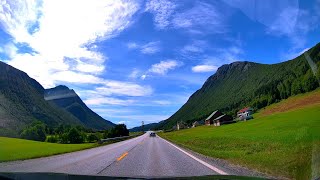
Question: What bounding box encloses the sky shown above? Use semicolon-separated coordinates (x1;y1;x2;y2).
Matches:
0;0;320;128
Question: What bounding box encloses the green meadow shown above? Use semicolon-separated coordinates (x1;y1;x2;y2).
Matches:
0;137;95;162
159;91;320;179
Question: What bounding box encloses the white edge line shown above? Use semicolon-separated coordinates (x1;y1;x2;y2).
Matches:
160;137;228;175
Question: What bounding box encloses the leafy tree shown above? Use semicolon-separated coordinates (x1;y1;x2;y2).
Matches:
67;127;84;144
87;134;99;142
20;121;46;141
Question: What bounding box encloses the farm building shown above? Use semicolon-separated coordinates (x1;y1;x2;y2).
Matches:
176;121;188;130
213;114;234;126
237;107;253;120
205;110;224;125
192;121;200;128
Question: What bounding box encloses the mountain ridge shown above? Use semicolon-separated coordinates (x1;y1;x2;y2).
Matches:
159;43;320;129
0;61;114;137
44;86;115;130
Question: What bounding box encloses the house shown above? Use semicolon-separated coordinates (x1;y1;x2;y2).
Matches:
177;121;187;130
205;110;224;125
213;114;234;126
237;107;253;120
192;121;200;128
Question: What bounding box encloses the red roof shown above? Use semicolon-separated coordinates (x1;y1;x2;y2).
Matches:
238;107;251;113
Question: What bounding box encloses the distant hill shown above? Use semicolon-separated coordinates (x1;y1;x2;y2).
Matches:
45;85;115;130
0;62;82;137
129;123;158;132
159;43;320;129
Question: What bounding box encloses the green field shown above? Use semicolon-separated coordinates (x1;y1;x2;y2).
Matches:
159;92;320;179
0;137;96;162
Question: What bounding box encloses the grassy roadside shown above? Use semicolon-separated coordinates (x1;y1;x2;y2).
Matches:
0;137;96;162
159;92;320;179
0;132;145;162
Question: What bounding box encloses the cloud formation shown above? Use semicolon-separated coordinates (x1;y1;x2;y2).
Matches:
0;0;140;87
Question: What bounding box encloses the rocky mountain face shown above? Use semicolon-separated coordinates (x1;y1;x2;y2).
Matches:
45;85;115;130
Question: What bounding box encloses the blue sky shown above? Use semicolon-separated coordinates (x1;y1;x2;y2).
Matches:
0;0;320;128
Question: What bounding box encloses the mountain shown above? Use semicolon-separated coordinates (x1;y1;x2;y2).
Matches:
129;123;158;132
0;62;82;137
44;85;115;130
160;43;320;129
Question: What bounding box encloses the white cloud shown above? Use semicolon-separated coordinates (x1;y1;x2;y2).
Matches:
148;60;182;75
127;41;161;54
181;40;207;54
75;62;105;74
171;2;226;33
1;43;18;58
192;65;218;73
152;100;171;105
127;42;138;49
128;68;140;79
140;74;147;80
51;71;104;84
96;81;153;97
191;45;244;74
0;0;141;87
140;41;161;54
84;97;135;106
145;0;176;29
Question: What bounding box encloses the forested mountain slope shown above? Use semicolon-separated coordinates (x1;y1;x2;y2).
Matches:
160;43;320;129
0;62;82;137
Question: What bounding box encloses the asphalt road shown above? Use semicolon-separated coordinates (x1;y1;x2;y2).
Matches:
0;132;263;178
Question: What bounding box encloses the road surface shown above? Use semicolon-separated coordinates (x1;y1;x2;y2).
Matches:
0;132;263;178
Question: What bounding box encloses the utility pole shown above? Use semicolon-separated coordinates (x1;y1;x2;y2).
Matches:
142;121;144;133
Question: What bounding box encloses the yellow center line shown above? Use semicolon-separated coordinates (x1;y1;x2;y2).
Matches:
116;152;128;161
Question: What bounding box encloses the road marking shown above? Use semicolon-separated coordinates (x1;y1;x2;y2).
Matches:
160;137;228;175
117;152;128;161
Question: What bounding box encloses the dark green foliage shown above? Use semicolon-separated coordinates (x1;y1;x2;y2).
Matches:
103;124;129;138
44;85;115;130
20;121;47;142
67;128;84;144
87;134;99;142
159;43;320;129
46;135;58;143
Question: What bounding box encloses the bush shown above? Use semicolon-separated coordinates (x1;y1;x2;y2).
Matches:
59;133;69;144
46;135;58;143
67;128;84;144
87;134;99;143
20;121;46;142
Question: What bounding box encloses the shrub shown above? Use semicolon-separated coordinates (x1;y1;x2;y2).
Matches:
46;135;58;143
20;121;46;142
87;134;99;143
67;128;84;144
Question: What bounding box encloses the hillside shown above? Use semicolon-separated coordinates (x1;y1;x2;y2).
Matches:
45;85;114;130
160;43;320;129
0;62;84;137
129;123;158;132
159;89;320;179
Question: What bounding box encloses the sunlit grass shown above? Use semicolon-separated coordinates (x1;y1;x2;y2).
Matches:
0;137;96;162
159;92;320;179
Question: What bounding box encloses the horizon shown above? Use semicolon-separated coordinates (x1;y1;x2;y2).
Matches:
1;0;320;128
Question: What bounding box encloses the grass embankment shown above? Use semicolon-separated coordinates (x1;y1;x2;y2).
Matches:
0;137;96;162
159;90;320;179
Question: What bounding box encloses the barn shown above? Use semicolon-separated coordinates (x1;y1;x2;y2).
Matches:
213;114;234;126
205;110;223;125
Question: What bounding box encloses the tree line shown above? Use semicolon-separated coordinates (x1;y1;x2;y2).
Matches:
20;121;129;144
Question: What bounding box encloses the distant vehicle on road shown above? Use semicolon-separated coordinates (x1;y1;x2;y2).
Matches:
149;132;156;137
